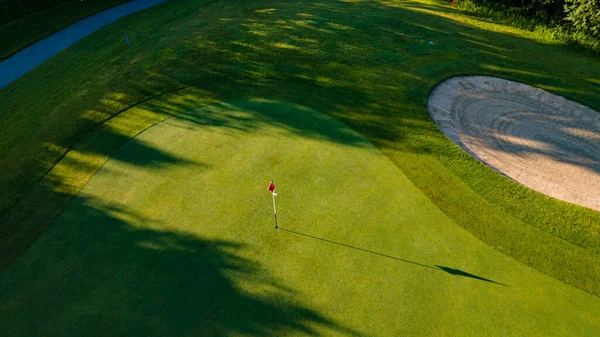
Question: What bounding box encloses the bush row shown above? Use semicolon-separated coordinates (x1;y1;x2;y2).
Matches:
446;0;600;52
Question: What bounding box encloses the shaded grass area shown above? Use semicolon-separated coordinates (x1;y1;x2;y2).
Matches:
0;0;128;60
0;0;599;296
1;198;365;336
1;99;598;336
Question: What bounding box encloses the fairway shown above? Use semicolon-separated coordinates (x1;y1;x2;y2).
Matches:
1;99;598;336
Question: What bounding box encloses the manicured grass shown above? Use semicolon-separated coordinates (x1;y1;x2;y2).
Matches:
0;0;128;60
0;0;600;328
1;98;599;336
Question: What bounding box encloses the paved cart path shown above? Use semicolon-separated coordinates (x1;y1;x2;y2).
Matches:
0;0;166;90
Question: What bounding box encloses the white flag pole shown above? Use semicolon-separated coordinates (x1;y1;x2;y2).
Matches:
272;191;278;229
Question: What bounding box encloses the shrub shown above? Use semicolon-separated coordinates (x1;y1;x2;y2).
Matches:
565;0;600;39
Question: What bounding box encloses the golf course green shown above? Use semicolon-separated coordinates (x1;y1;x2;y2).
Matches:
1;0;600;335
1;98;599;336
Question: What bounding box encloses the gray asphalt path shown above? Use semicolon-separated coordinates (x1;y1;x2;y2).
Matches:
0;0;166;90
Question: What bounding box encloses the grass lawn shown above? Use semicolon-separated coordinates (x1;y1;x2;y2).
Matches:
1;98;599;336
1;0;600;333
0;0;128;60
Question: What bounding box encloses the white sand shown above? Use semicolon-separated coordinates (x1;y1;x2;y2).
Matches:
428;76;600;212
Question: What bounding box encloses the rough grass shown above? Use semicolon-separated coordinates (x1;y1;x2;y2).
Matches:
1;98;599;336
0;0;128;60
0;0;599;304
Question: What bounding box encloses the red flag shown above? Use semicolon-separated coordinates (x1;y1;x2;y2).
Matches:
268;180;275;193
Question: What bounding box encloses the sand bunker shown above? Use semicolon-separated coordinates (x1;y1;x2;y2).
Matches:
428;76;600;211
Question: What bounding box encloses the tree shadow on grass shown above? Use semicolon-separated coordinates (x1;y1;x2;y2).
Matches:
0;195;366;337
0;131;204;270
5;0;599;225
1;0;599;305
152;95;372;148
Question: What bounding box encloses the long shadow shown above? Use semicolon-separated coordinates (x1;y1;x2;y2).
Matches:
0;128;204;270
279;227;507;286
278;227;437;270
436;265;508;286
0;196;365;337
160;94;371;147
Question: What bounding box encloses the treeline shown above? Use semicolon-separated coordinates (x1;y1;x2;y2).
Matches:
0;0;116;24
446;0;600;52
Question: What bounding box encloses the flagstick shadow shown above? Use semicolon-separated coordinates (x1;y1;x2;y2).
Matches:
278;227;508;287
278;227;436;270
435;265;508;286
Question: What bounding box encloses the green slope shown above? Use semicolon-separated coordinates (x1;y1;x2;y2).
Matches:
1;99;598;336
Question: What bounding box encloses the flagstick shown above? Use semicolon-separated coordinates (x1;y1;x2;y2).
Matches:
272;192;278;229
